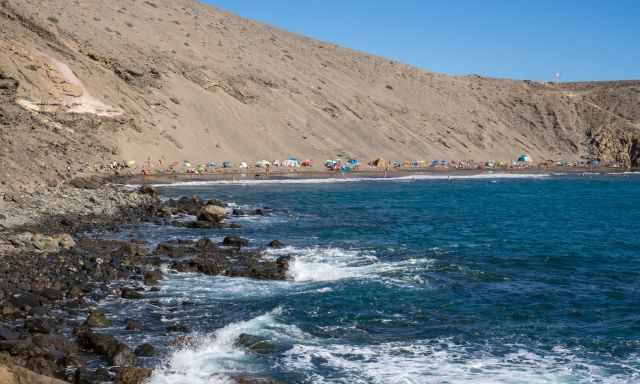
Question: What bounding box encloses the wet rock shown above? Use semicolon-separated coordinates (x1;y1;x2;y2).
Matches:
232;208;247;216
125;319;142;331
267;240;285;249
166;335;195;348
24;318;58;334
121;288;144;300
10;292;43;310
134;343;155;357
166;323;191;333
234;334;274;355
138;185;158;197
143;270;162;285
197;204;226;223
74;367;111;384
223;236;249;248
0;326;19;341
114;367;152;384
85;310;112;328
38;288;63;301
79;331;137;367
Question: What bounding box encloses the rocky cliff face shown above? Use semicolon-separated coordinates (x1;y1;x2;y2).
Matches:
0;0;638;191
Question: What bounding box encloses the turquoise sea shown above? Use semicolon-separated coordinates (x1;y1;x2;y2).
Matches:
104;173;640;383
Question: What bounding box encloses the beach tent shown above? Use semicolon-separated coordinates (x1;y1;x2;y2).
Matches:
239;162;248;169
126;160;136;167
517;154;531;163
430;160;439;167
255;160;271;168
272;160;281;167
324;160;337;169
369;158;386;167
223;161;233;168
392;160;402;168
283;159;300;168
301;159;312;167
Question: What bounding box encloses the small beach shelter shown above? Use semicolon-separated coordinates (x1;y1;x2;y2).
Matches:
517;154;531;163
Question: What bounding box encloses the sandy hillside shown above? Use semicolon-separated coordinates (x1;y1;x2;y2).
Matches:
0;0;639;190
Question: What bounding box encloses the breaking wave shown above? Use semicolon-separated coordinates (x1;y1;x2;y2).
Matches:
139;173;550;188
281;340;640;384
264;246;432;285
147;307;307;384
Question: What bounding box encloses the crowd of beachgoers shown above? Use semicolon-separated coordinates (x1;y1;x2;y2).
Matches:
96;155;626;176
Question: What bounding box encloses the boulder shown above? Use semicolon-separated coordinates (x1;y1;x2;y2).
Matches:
267;240;285;249
143;270;162;285
85;310;112;328
10;292;43;310
125;319;142;331
0;327;19;341
234;334;274;354
114;367;152;384
138;185;158;197
54;234;76;250
134;343;156;357
24;318;58;334
31;234;59;253
166;323;191;333
79;331;137;367
121;288;144;300
223;236;249;248
0;363;68;384
197;204;226;223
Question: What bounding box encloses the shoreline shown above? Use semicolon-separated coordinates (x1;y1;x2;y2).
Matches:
117;166;637;187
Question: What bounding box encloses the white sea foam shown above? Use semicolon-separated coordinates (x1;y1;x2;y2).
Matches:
281;339;639;384
135;173;550;188
264;246;432;284
147;307;308;384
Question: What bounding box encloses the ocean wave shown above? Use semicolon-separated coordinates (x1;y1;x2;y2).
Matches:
147;307;307;384
137;173;551;188
264;246;432;284
281;339;639;384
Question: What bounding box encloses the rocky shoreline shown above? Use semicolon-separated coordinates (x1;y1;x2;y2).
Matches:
0;180;288;384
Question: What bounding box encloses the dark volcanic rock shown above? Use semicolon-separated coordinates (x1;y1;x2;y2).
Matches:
10;292;43;310
143;270;163;285
24;317;59;334
79;330;137;367
0;326;19;341
222;236;249;248
134;343;156;357
234;334;274;354
121;287;144;300
138;185;158;197
166;323;191;333
114;367;152;384
267;240;285;249
125;318;142;331
85;310;112;327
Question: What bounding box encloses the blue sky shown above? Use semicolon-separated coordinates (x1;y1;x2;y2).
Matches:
202;0;639;82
